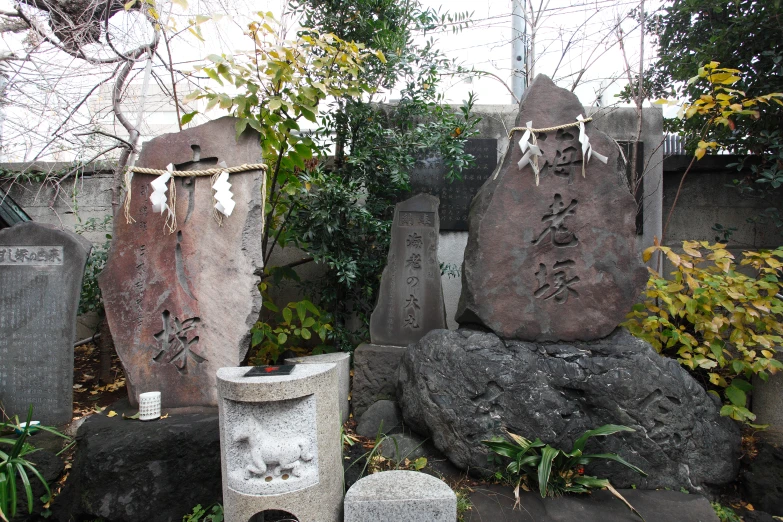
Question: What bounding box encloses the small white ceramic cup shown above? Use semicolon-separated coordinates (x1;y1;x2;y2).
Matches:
138;391;162;421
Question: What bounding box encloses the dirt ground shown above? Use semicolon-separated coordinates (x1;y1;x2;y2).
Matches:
72;342;127;420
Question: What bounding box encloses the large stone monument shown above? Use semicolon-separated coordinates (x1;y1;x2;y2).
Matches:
456;75;647;341
353;193;446;418
397;76;741;491
99;117;264;408
0;222;91;424
217;364;343;522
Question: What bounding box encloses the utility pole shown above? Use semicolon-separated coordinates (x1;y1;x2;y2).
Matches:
511;0;526;103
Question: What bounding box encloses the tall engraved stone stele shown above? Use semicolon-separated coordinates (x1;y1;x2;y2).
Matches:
457;75;647;341
99;117;264;407
0;222;91;424
353;193;447;417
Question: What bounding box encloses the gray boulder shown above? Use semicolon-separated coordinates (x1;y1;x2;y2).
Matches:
397;328;740;491
356;400;401;438
377;433;428;461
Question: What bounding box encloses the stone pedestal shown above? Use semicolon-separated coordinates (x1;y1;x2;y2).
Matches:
285;352;350;424
398;328;740;490
352;344;407;418
52;410;221;522
344;470;456;522
217;365;342;522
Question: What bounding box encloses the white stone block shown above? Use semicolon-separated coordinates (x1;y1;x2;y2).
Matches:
285;352;351;424
344;470;456;522
217;364;342;522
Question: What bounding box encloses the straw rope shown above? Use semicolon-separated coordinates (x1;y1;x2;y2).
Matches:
507;117;592;139
127;163;267;176
122;163;267;227
505;117;596;184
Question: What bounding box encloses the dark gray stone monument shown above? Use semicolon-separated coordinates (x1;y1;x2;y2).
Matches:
408;138;498;231
354;193;446;418
0;222;91;425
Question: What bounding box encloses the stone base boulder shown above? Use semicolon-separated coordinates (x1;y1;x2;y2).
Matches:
52;411;221;522
397;328;740;491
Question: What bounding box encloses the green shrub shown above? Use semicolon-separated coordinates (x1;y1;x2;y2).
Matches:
711;502;742;522
249;281;334;364
0;406;69;519
183;503;223;522
623;241;783;422
482;425;646;499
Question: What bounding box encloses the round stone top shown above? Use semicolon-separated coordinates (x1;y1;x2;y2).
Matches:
217;363;334;384
286;352;350;364
345;470;455;502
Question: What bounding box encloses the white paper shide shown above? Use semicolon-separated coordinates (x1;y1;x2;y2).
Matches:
149;164;173;214
212;170;235;217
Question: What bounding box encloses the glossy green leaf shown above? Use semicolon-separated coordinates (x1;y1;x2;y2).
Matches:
537;446;560;498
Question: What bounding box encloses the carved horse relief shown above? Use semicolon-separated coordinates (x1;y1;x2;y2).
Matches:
233;424;314;481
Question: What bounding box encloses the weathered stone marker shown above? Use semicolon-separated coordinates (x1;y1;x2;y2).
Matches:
369;193;446;346
99;116;264;407
217;364;343;522
457;75;647;341
0;222;91;424
354;193;446;417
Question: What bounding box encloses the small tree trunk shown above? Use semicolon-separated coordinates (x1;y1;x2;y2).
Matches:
98;313;115;384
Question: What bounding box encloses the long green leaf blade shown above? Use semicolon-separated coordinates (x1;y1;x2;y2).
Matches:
482;440;521;459
573;475;610;488
7;465;15;517
538;446;560;498
0;472;8;521
571;424;635;453
15;464;32;514
578;453;647;477
22;462;51;501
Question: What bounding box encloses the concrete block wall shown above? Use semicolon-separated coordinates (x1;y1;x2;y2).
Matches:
0;163;115;246
662;155;783;251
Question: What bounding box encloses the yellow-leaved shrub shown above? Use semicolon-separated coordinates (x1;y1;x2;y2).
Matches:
623;241;783;423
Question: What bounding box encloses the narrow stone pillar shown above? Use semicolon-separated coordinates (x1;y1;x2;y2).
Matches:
217;364;342;522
